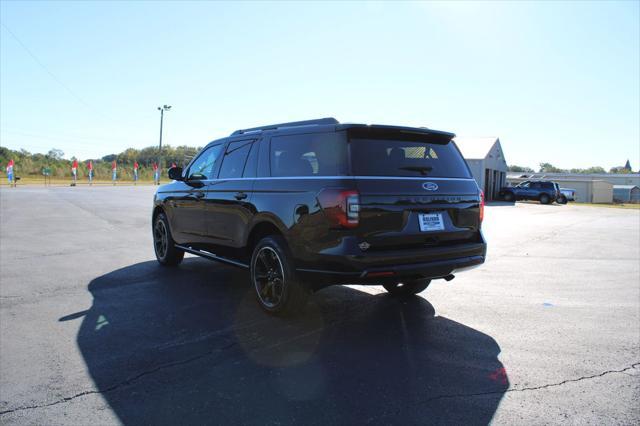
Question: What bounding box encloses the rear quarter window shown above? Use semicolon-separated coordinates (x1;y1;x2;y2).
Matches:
270;133;348;177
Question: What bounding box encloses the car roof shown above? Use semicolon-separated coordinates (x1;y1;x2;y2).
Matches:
230;117;455;139
201;118;456;150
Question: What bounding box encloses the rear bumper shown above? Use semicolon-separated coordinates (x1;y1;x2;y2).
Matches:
295;231;487;290
297;254;485;289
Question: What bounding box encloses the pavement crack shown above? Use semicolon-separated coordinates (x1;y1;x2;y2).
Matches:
504;362;640;394
420;362;640;404
368;362;640;422
0;341;238;416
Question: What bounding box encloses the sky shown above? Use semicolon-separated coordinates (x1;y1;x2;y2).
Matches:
0;0;638;171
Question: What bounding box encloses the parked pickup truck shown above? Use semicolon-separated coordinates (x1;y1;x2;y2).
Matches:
560;188;575;202
499;180;562;204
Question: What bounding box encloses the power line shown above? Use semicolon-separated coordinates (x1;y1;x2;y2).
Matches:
2;129;145;146
1;22;94;111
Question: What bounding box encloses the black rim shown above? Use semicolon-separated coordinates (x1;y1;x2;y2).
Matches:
154;219;168;259
253;247;285;308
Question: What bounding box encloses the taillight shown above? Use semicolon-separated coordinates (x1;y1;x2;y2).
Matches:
317;188;360;228
479;191;485;224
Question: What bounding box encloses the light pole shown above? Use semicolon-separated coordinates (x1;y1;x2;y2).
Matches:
157;104;171;184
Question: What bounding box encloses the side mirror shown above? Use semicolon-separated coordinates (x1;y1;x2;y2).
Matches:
168;167;183;181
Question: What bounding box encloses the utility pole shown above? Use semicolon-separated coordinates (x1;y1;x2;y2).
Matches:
157;104;171;184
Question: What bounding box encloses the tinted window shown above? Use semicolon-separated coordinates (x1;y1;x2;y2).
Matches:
218;140;253;179
350;138;471;178
187;144;223;180
243;141;259;178
270;133;347;177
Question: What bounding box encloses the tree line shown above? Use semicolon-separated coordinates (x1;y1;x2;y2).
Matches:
2;144;635;180
508;161;635;174
0;145;201;180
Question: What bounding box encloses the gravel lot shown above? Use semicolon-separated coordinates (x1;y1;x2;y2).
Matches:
1;186;638;425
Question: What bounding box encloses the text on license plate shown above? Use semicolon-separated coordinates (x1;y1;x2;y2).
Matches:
418;213;445;232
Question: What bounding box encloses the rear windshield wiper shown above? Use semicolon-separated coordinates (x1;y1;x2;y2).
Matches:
398;166;433;176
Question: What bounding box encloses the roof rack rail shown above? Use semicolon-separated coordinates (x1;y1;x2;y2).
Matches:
231;117;339;136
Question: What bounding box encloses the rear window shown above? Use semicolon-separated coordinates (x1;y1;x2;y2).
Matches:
270;133;348;177
350;138;472;178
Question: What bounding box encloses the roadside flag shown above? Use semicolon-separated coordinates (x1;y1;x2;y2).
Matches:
71;159;78;181
6;159;14;184
133;161;139;182
153;162;159;185
87;160;93;184
112;161;117;183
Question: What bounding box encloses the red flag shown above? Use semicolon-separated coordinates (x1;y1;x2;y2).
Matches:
153;162;158;171
72;159;78;170
134;161;139;170
87;160;93;170
6;159;14;172
111;161;117;171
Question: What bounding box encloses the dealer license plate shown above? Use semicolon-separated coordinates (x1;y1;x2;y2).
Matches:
418;213;445;232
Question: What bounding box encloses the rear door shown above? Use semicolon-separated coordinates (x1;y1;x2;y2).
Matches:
348;130;481;250
204;138;257;248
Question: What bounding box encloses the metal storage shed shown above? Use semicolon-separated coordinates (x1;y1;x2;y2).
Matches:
613;185;640;203
453;137;508;201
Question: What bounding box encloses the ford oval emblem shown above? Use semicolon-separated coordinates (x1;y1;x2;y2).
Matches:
422;182;438;191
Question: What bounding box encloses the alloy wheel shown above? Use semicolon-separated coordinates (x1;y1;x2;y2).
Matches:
154;219;168;259
253;247;285;308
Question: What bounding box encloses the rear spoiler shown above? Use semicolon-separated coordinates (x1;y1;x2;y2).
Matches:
341;124;455;144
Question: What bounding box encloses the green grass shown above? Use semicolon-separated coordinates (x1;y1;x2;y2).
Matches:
0;177;166;187
570;202;640;209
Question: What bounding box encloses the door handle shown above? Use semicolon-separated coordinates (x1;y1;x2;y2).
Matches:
195;191;205;199
234;192;247;200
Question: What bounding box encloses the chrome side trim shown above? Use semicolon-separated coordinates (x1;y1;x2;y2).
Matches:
190;176;476;183
175;245;249;269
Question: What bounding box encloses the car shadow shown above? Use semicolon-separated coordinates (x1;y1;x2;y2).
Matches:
62;258;508;425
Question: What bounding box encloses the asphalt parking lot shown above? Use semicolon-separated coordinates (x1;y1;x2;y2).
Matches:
0;186;638;425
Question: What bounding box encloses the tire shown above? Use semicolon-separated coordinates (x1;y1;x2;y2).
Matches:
250;235;309;316
557;195;567;205
503;192;515;202
539;193;551;205
383;279;431;297
153;212;184;266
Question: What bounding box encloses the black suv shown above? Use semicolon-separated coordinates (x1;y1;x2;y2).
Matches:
499;180;562;204
152;118;486;315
